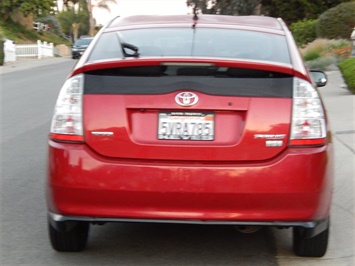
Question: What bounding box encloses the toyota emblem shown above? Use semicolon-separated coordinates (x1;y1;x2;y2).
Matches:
175;92;199;107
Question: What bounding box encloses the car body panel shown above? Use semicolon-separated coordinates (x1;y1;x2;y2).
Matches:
47;140;333;222
83;93;291;161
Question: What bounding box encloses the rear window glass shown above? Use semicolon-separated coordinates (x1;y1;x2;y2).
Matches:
89;28;290;64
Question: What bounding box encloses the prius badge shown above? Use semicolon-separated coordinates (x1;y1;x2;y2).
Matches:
175;92;199;107
254;134;286;147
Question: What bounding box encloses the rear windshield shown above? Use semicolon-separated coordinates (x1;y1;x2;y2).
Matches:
84;66;293;98
89;28;291;64
74;38;93;46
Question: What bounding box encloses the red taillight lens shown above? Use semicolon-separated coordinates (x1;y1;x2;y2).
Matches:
50;74;84;143
290;77;326;146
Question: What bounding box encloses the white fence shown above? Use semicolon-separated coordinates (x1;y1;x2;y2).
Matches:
4;40;54;62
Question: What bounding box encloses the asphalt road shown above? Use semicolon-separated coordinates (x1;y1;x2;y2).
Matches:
0;58;354;266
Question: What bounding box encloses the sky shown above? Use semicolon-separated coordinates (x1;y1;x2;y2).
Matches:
93;0;190;25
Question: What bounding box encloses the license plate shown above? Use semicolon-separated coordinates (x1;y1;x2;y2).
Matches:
158;111;214;140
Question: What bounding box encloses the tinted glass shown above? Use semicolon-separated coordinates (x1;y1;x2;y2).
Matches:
89;28;290;64
89;33;123;61
84;66;293;98
74;38;93;46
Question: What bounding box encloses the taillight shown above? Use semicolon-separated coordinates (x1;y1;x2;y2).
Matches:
290;77;326;146
50;74;84;142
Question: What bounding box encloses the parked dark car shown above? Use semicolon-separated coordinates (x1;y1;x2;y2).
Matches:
48;14;333;257
71;37;93;59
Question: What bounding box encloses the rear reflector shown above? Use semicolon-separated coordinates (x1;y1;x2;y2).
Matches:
290;77;326;146
289;138;325;146
50;133;84;142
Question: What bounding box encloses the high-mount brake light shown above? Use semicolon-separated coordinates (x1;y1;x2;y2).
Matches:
50;74;84;142
290;77;326;146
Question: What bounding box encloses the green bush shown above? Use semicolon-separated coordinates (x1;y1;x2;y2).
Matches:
317;2;355;39
305;56;338;71
303;50;322;61
290;19;317;47
339;57;355;94
325;39;352;61
0;35;4;66
0;19;70;45
301;39;352;70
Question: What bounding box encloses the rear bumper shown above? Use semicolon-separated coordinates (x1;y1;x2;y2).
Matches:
47;140;333;223
49;212;329;238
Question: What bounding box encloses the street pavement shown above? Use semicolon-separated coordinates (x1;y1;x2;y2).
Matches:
1;57;354;265
1;57;73;74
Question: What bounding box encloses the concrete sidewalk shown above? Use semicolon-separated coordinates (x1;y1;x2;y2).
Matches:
0;56;74;74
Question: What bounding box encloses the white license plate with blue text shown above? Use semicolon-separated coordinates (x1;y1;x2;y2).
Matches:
158;111;214;140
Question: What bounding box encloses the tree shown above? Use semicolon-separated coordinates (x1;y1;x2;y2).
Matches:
57;1;89;42
64;0;116;36
215;0;261;15
187;0;261;15
86;0;116;36
0;0;55;22
63;0;80;11
260;0;353;25
187;0;354;24
317;2;355;39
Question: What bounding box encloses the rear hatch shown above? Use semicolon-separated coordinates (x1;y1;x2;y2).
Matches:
83;62;293;161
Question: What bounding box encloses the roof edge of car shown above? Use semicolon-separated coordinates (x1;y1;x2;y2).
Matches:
107;14;284;31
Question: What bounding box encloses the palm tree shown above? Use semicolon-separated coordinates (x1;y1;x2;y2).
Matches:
87;0;116;36
57;6;88;41
63;0;80;11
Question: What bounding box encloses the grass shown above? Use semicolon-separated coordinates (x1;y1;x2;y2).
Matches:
0;19;70;45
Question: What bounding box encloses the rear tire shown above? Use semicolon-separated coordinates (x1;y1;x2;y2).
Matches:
48;219;89;252
292;221;329;257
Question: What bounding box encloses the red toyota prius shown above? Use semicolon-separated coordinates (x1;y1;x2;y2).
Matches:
47;14;333;257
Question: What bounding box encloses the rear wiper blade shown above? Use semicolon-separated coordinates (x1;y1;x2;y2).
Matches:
116;32;139;58
121;42;139;58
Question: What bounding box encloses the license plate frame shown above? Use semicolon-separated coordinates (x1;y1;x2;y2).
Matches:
158;111;215;141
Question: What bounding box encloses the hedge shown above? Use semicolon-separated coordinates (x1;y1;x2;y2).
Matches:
0;39;4;66
317;2;355;39
290;19;317;47
339;57;355;94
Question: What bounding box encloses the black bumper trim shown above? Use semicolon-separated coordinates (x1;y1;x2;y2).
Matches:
48;212;327;234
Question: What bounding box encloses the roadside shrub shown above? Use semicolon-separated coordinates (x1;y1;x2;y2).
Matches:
317;2;355;39
301;39;328;53
324;41;352;61
0;35;4;66
301;39;328;61
303;50;322;61
339;57;355;94
36;15;62;35
305;56;338;71
290;19;317;47
301;39;352;70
